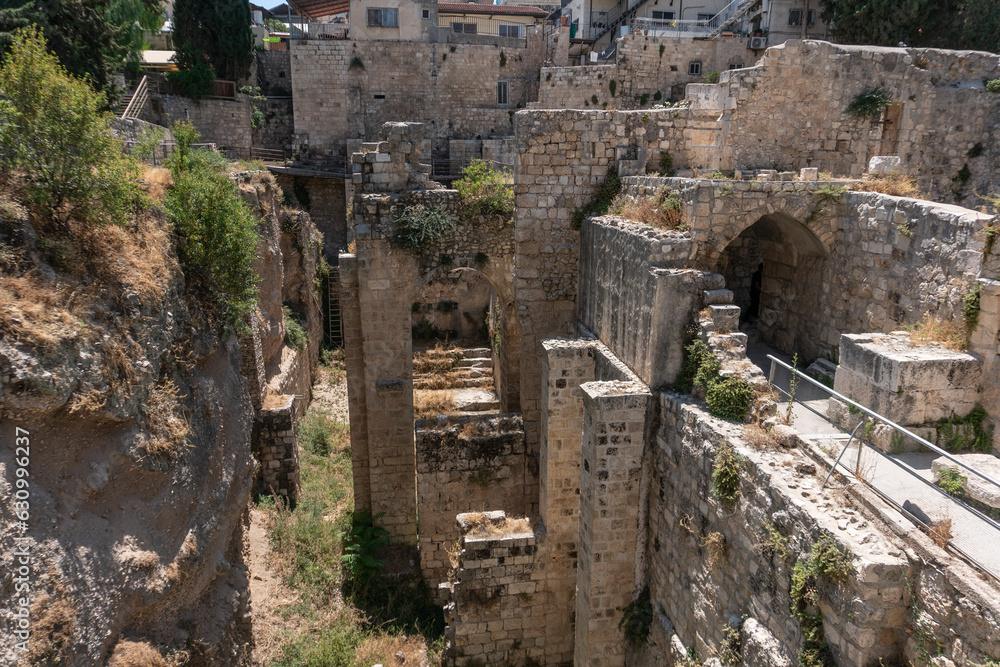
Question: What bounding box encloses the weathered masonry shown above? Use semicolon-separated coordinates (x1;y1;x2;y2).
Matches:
341;40;1000;667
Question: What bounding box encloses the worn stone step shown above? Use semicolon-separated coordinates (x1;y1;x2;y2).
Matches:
703;289;734;305
710;304;741;332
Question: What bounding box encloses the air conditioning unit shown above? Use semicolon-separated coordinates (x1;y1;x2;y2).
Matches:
749;36;767;49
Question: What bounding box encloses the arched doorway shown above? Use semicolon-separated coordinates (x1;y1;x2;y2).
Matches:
716;211;829;361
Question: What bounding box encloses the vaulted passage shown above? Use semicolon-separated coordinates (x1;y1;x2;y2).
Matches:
716;211;828;360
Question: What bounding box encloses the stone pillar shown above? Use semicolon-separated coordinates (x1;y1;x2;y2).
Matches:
575;381;651;667
971;277;1000;455
554;25;570;67
340;253;372;514
538;339;597;663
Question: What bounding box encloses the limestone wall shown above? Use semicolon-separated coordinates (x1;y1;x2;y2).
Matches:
150;94;253;149
415;416;526;593
534;34;752;110
257;50;293;96
412;268;492;340
290;34;543;160
720;40;1000;203
252;394;300;504
252;97;294;150
272;174;349;261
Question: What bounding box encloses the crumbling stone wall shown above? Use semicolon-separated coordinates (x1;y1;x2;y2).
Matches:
415;415;526;594
252;394;300;504
533;34;751;110
257;50;293;97
719;40;1000;203
272;174;349;262
150;94;253;150
413;268;492;340
290;34;543;162
252;97;294;151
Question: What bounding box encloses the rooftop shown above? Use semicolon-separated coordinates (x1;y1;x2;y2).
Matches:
438;3;549;17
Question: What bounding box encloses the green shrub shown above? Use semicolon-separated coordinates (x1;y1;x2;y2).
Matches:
619;585;653;647
937;466;968;496
0;28;142;226
675;339;714;393
707;376;755;422
454;160;514;221
167;46;216;99
702;70;720;84
391;204;454;251
298;406;341;456
659;151;674;176
846;86;895;120
790;536;854;667
987;78;1000;93
571;166;622;229
164;122;260;330
133;126;167;163
964;282;982;334
284;304;309;350
935;404;994;452
339;510;390;589
712;441;742;503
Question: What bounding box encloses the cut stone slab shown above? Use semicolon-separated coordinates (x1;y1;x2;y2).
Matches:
932;453;1000;509
868;155;901;175
451;388;500;412
833;332;981;424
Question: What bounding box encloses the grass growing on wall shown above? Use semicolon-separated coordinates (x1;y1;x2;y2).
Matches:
262;358;445;666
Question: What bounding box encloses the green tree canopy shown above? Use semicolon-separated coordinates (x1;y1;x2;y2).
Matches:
0;0;164;103
172;0;253;83
818;0;1000;53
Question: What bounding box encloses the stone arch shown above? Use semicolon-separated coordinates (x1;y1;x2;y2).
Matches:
716;211;830;359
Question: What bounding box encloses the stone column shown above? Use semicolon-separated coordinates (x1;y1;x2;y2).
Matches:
340;253;372;514
575;381;651;667
539;339;598;663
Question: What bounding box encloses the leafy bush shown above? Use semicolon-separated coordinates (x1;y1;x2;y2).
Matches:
132;125;167;163
702;70;720;83
707;376;755;422
454;160;515;221
675;339;715;393
164;122;260;329
167;46;216;99
0;28;142;225
619;585;653;647
571;167;622;229
284;304;309;350
391;204;454;251
845;86;894;120
937;466;968;496
790;536;855;667
935;403;994;453
298;406;342;456
712;441;742;503
659;151;674;175
339;510;390;589
987;78;1000;93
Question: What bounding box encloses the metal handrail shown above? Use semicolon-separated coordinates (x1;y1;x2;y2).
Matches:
121;75;149;119
767;354;1000;490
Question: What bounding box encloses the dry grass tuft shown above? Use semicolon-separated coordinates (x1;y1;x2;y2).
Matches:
141;166;173;201
703;531;726;569
0;274;89;349
102;335;143;396
27;584;76;665
742;423;779;450
355;634;427;667
929;519;952;549
609;188;685;231
164;532;199;584
463;513;532;538
108;640;168;667
906;314;969;351
414;389;457;418
851;174;922;199
143;378;190;459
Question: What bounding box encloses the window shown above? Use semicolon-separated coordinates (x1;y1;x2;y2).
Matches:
421;8;430;19
688;61;702;75
651;10;674;20
452;21;478;33
728;62;743;70
498;23;522;37
787;9;814;25
497;80;509;105
367;8;399;27
697;12;713;20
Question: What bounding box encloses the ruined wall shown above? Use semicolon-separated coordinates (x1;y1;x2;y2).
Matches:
290;34;543;161
272;174;349;261
412;268;492;340
252;394;300;504
415;416;526;593
646;394;911;666
621;176;996;361
150;94;253;149
534;34;752;110
257;50;293;96
252;97;294;151
720;40;1000;203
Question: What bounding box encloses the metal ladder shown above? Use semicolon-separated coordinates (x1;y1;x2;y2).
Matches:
325;267;343;347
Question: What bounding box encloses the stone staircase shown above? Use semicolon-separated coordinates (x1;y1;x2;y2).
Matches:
413;345;500;412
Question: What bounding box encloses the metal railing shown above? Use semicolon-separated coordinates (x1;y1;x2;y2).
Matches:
629;17;715;37
439;16;533;42
767;354;1000;582
121;75;149;120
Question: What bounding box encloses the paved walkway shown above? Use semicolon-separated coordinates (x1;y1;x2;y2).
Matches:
746;339;1000;581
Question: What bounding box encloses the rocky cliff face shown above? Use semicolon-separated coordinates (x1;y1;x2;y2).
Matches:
0;172;321;665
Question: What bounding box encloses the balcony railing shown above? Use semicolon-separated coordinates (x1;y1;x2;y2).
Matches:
439;16;533;43
629;16;715;37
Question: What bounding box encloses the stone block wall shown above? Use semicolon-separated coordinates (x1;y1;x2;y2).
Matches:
150;94;253;149
575;381;651;667
445;511;544;665
834;332;982;425
415;415;527;594
290;35;543;161
533;34;752;110
719;40;1000;203
252;97;294;150
412;268;492;340
272;174;349;261
257;50;293;96
252;394;300;505
647;394;910;666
